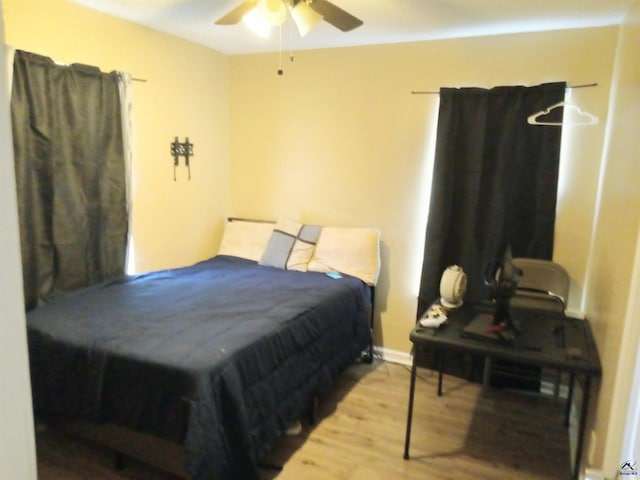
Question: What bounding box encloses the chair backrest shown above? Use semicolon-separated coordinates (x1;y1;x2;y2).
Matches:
510;258;569;313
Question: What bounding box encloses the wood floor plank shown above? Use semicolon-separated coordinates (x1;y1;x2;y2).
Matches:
36;360;571;479
260;361;571;480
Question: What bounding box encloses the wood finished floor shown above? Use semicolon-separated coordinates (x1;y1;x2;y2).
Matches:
36;361;571;480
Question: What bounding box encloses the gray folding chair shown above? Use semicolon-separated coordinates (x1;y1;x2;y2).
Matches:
484;258;570;398
510;258;569;313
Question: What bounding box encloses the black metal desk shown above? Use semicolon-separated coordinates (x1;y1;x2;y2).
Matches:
403;304;601;480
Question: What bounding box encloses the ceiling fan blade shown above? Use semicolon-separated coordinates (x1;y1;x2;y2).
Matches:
308;0;363;32
215;0;258;25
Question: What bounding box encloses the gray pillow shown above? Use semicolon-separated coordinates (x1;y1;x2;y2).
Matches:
259;218;321;271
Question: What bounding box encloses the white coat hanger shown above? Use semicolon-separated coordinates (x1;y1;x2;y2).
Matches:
527;101;599;126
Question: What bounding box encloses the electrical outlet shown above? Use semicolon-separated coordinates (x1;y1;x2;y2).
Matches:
588;430;597;465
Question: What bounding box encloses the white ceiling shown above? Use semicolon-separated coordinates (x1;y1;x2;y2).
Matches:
71;0;632;55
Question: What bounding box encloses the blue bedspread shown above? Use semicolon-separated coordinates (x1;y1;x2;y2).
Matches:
27;255;372;479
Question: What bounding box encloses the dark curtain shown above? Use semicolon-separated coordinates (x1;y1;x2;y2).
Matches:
417;82;566;316
11;50;127;310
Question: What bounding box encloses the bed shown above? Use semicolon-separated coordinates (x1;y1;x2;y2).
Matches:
27;218;380;479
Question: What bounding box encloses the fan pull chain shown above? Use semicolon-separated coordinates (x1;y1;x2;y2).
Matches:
277;24;284;75
277;17;296;75
289;18;295;63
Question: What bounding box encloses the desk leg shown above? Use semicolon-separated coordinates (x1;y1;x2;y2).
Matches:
403;359;418;460
437;349;444;397
573;374;592;480
565;372;575;428
482;357;492;389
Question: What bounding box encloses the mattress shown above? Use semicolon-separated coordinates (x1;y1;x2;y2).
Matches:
27;255;372;479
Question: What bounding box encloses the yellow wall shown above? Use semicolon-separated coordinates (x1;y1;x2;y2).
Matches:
229;27;618;354
4;0;232;273
585;0;640;472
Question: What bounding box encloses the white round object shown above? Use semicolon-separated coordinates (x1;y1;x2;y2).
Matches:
420;316;447;328
439;265;467;308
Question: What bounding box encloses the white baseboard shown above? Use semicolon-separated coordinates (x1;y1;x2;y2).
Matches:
373;346;412;366
584;468;607;480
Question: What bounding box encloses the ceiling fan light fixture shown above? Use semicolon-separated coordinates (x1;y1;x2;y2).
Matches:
290;1;323;37
258;0;287;26
242;6;272;37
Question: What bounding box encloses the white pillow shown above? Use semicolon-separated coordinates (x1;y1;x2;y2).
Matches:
217;219;274;262
308;227;381;285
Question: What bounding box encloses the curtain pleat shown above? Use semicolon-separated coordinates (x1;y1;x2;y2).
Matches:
11;50;127;310
417;83;566;316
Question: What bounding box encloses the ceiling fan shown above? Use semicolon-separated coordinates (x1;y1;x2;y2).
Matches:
215;0;363;37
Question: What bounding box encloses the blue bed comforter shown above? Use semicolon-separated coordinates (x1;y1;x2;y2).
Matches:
27;255;372;479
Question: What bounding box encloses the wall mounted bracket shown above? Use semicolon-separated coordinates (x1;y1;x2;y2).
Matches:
170;137;194;181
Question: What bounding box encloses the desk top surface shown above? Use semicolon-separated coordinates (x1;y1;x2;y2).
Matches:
411;304;602;375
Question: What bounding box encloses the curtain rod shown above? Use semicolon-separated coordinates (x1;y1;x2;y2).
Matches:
52;59;147;82
411;82;598;95
34;52;147;82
